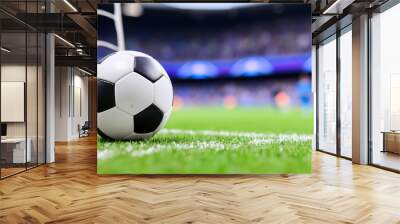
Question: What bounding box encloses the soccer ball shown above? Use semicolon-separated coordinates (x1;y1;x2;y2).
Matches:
97;51;173;140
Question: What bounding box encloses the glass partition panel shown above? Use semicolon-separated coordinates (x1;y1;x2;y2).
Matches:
27;30;38;169
317;36;337;154
0;0;46;179
339;28;352;158
1;30;27;177
371;4;400;171
38;32;45;165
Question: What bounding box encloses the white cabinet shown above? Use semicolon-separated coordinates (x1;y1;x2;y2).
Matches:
1;138;32;163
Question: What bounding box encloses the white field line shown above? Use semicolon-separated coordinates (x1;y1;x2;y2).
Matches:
98;129;312;160
159;129;311;142
130;141;233;157
97;149;114;160
99;141;239;160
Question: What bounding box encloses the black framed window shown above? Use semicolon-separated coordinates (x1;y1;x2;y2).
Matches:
0;0;47;180
338;25;352;159
369;1;400;172
316;34;337;155
315;22;353;159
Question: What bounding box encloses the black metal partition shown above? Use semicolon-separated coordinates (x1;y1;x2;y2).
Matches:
315;21;353;160
315;0;400;173
0;0;47;179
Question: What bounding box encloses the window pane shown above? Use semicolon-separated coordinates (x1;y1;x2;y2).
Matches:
317;37;337;154
38;32;45;165
340;29;352;158
27;31;38;169
371;4;400;171
1;30;27;177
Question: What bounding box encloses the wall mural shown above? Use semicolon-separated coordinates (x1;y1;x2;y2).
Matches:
97;3;313;174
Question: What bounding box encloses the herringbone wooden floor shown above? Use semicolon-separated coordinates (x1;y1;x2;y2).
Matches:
1;135;400;224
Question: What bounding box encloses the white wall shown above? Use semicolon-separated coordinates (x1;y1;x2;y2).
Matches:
1;65;26;132
1;65;40;138
72;73;89;138
1;82;25;122
55;67;89;141
1;63;46;164
55;66;69;141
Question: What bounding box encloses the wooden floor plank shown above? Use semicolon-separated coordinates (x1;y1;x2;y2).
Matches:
0;135;400;223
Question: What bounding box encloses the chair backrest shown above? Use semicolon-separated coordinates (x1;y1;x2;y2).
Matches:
82;121;90;129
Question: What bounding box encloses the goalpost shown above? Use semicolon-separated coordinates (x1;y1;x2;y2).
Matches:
97;3;125;52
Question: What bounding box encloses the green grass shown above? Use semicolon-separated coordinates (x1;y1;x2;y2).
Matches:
97;107;313;174
165;107;313;134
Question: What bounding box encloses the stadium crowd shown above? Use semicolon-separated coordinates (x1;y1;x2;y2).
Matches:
126;19;310;61
120;6;312;109
173;75;312;108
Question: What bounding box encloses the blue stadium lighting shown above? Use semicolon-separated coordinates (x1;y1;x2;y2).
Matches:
303;57;312;72
158;54;310;79
177;61;218;79
231;57;273;77
244;60;261;73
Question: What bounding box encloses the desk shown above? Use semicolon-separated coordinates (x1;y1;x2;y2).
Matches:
1;138;31;163
382;131;400;154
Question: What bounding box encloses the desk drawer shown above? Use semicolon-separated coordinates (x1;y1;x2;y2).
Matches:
384;133;400;154
1;140;31;163
0;146;14;163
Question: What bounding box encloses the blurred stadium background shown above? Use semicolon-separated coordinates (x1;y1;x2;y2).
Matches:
97;3;312;173
98;3;312;110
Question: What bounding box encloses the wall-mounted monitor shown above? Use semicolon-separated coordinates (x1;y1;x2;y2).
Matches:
1;123;7;137
1;82;25;122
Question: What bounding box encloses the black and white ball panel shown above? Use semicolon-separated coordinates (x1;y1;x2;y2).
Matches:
97;51;135;83
134;104;164;133
115;72;154;115
98;52;116;64
97;107;134;139
97;128;114;140
134;56;164;82
97;79;115;113
153;108;172;134
153;76;173;113
97;51;173;140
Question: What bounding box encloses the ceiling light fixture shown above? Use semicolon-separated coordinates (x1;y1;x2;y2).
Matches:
322;0;341;14
63;0;78;12
76;48;85;55
1;47;11;53
322;0;354;15
54;34;75;48
78;67;92;76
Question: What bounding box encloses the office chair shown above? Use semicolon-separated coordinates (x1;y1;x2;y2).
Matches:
79;121;90;138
